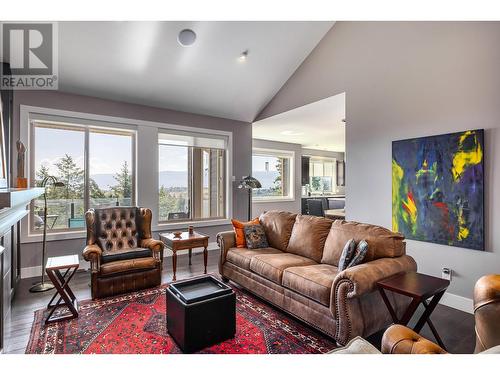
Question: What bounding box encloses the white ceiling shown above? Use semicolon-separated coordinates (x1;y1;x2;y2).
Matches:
55;21;334;122
252;92;345;152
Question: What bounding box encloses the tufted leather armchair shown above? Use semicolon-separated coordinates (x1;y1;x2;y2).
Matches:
381;274;500;354
83;207;164;299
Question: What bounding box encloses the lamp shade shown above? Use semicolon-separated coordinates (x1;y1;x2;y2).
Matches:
238;176;262;189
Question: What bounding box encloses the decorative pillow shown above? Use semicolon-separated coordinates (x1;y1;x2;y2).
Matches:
231;218;259;248
338;239;356;271
243;224;269;249
347;240;369;269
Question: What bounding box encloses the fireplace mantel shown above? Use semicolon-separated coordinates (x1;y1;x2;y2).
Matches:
0;188;44;234
0;187;44;209
0;187;44;353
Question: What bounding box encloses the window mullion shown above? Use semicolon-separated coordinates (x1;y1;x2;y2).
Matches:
189;146;193;220
84;127;90;213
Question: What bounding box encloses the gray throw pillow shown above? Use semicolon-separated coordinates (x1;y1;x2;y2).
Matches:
347;240;368;269
243;224;269;249
338;238;356;271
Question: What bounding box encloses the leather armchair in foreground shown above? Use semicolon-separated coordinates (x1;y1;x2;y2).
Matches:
381;274;500;354
83;207;164;299
381;325;447;354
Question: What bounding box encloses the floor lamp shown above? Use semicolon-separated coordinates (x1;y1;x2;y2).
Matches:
238;176;261;221
30;175;65;293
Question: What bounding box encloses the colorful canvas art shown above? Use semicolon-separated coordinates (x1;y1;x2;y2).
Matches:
392;129;484;250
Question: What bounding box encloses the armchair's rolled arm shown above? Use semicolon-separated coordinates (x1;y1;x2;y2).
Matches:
141;238;164;262
332;255;417;301
381;325;447;354
83;244;102;272
217;231;236;273
139;207;154;239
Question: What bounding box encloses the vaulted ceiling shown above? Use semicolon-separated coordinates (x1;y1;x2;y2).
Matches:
56;21;334;122
253;92;345;152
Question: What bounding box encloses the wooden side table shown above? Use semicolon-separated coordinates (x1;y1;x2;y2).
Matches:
45;254;79;324
377;272;450;350
159;231;209;281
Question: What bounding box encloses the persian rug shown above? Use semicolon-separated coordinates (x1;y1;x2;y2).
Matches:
26;284;337;354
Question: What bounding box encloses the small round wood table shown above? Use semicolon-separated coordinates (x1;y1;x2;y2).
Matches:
159;231;209;281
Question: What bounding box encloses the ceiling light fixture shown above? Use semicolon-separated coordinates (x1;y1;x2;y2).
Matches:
238;50;249;62
178;29;197;47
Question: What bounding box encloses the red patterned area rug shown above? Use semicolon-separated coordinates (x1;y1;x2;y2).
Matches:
26;284;337;354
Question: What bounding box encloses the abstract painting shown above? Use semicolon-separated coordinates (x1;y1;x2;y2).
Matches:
392;129;484;250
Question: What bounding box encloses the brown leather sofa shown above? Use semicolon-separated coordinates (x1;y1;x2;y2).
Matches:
381;274;500;354
217;210;417;345
83;207;164;299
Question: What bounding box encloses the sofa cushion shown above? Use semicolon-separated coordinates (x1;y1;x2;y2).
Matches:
101;247;152;264
259;211;297;251
282;264;338;306
286;214;333;262
321;220;406;266
100;257;157;276
225;247;283;270
250;253;316;284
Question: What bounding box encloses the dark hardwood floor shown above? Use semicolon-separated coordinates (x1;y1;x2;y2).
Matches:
366;303;475;354
3;250;475;354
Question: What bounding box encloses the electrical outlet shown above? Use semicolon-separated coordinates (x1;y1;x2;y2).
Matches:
442;267;452;281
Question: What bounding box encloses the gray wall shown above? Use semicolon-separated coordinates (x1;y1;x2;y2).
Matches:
258;21;500;299
13;90;252;269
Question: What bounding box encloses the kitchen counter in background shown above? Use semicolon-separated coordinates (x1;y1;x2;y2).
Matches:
301;195;345;215
301;194;345;199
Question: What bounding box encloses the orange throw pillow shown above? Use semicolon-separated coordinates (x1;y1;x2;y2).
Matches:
231;218;260;248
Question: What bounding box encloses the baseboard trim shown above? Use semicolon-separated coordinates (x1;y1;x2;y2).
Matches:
439;292;474;314
21;241;219;279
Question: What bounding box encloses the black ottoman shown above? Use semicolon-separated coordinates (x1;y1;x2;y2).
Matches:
166;274;236;353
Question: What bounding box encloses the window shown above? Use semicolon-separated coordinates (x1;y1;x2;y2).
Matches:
31;121;135;233
158;132;226;222
252;149;293;200
309;157;336;194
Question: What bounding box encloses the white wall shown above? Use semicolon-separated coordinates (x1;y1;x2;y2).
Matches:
258;22;500;299
251;139;302;217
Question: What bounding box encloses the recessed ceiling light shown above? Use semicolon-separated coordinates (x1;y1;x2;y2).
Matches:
178;29;196;47
238;50;249;62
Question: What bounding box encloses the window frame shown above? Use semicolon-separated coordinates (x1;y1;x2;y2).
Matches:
28;117;137;237
19;105;233;243
307;155;338;194
251;147;295;203
157;130;228;225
